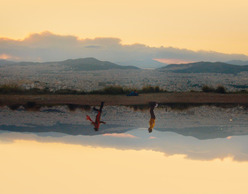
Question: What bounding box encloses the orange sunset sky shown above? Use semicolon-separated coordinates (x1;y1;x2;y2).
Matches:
1;0;248;56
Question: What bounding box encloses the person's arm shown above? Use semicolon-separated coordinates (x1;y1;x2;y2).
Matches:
93;107;99;112
86;115;94;123
100;121;106;124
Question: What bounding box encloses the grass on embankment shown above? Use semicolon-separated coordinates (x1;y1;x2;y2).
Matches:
0;84;247;95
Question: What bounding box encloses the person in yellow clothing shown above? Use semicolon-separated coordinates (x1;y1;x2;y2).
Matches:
148;102;158;133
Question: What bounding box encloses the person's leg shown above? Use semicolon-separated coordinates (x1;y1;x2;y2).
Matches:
99;102;104;112
150;106;155;119
149;102;156;119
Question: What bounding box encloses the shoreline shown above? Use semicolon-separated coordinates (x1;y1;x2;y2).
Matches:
0;93;248;107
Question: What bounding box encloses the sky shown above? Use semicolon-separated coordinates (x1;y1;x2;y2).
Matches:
1;0;248;65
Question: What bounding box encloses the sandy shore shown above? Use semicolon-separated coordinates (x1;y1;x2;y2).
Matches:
0;93;247;106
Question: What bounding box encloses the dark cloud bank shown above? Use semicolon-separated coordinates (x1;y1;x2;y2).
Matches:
1;31;248;68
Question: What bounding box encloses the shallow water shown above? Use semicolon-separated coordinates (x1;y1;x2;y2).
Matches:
0;106;248;194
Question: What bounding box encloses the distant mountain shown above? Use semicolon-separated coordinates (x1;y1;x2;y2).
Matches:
158;61;248;74
0;58;140;71
60;58;140;71
0;59;16;66
226;60;248;66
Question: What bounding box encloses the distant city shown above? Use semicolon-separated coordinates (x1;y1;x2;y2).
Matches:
0;58;247;92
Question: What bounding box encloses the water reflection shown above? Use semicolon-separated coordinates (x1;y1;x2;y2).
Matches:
0;105;248;161
1;127;248;161
86;102;106;131
2;139;248;194
148;102;157;133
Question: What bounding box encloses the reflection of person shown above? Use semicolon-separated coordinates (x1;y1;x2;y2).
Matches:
86;102;106;131
148;102;158;133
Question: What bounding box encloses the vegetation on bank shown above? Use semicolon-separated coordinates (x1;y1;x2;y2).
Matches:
0;85;167;95
90;85;166;95
0;84;247;95
201;85;227;93
201;85;248;94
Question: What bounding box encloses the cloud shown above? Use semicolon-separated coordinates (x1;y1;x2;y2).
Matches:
1;31;248;68
102;133;137;138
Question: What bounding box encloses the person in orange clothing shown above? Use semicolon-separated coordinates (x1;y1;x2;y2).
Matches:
86;102;106;131
148;102;158;133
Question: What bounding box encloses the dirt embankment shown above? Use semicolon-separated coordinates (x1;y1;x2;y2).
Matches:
0;93;248;107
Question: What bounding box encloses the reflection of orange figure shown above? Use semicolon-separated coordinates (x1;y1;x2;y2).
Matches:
86;102;106;131
148;102;157;133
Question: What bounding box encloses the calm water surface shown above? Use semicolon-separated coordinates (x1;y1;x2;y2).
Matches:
0;106;248;194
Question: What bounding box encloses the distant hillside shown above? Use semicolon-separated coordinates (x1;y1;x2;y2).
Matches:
60;58;139;71
226;60;248;66
0;58;140;70
0;59;16;66
158;61;248;74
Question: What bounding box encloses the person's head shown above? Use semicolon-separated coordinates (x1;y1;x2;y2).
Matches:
148;128;153;133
